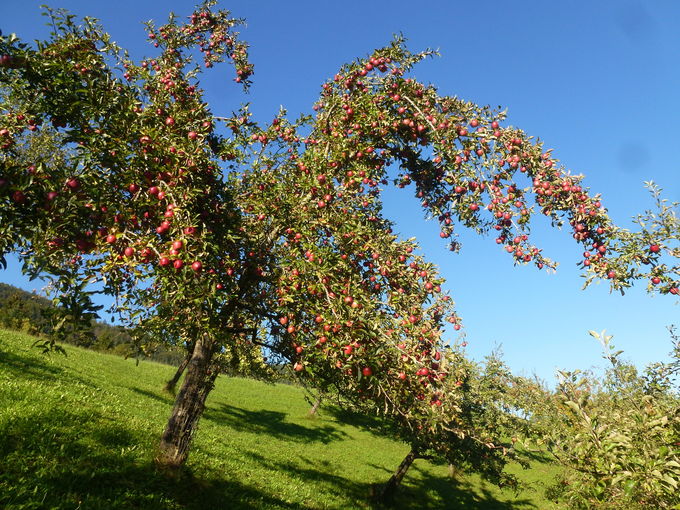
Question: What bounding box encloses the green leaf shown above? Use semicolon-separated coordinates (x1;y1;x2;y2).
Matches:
663;474;678;488
564;400;580;414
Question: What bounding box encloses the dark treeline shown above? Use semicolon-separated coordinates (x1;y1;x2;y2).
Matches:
0;282;184;365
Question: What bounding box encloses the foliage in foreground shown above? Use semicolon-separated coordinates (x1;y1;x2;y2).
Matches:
0;328;554;509
522;330;680;509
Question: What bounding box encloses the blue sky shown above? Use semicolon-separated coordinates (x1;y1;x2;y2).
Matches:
1;0;678;384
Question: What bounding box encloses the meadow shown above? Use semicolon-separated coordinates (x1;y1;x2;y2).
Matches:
0;328;560;509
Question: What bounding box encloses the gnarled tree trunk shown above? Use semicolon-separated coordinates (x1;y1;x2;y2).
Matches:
376;447;419;503
163;350;192;393
157;333;218;469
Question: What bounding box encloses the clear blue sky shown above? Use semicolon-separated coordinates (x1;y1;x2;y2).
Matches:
1;0;678;384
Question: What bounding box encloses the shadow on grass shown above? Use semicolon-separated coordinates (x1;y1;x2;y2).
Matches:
0;404;540;510
240;448;375;503
392;463;538;510
240;449;536;510
0;346;66;380
204;403;350;444
130;386;176;405
360;461;537;509
323;404;390;436
514;446;556;465
0;407;315;510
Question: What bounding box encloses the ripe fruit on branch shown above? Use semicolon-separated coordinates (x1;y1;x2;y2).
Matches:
0;55;14;67
65;178;80;190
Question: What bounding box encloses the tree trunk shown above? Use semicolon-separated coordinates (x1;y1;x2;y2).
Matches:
308;395;322;416
163;350;191;393
156;333;218;469
448;463;459;479
376;447;419;503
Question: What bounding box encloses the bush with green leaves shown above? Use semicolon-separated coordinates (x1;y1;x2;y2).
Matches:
525;329;680;509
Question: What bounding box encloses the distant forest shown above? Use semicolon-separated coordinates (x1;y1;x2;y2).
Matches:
0;282;184;365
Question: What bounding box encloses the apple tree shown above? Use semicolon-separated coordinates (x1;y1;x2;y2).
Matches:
1;1;677;476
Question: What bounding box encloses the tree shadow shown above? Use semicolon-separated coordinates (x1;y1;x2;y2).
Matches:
404;463;538;509
0;407;320;510
234;448;538;509
204;403;349;444
362;461;539;509
239;448;375;504
514;446;556;465
130;386;175;405
323;404;391;437
0;346;65;380
0;399;546;510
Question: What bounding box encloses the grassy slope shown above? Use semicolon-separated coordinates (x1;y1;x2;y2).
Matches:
0;329;559;509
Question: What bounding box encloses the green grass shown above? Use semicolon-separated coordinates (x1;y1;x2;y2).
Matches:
0;328;560;509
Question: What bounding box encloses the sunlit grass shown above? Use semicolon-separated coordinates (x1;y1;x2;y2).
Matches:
0;328;559;509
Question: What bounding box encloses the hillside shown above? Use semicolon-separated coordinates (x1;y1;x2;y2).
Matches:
0;282;183;364
0;328;558;509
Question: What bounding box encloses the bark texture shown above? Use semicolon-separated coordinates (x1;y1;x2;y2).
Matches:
157;334;218;468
